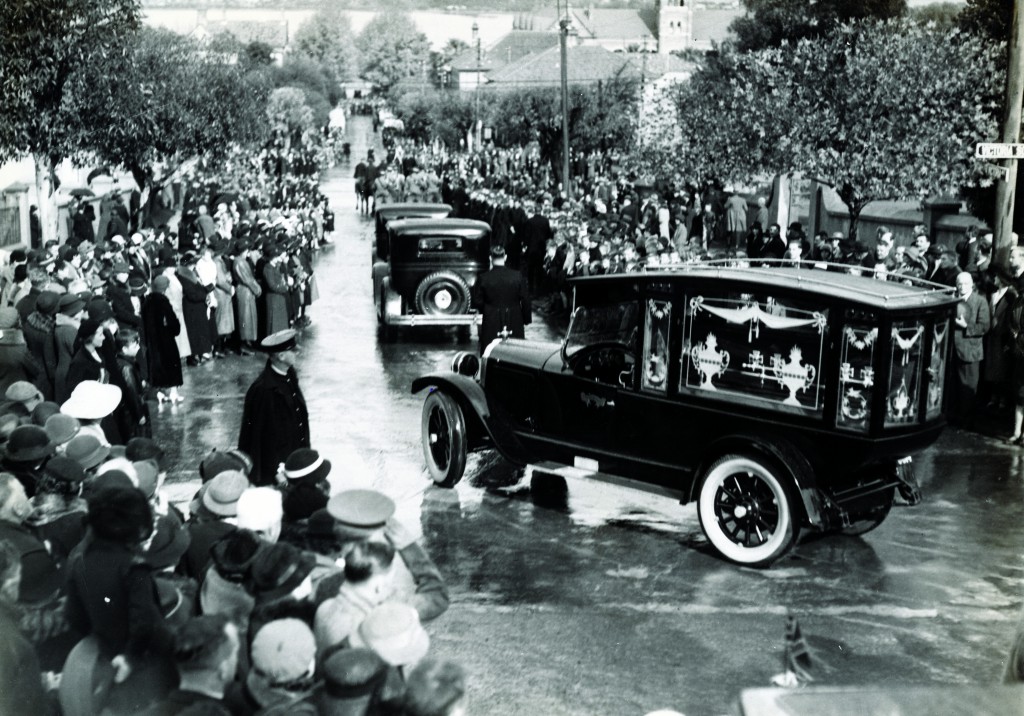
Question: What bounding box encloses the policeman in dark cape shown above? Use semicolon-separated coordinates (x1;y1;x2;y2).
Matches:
472;245;531;354
238;329;309;486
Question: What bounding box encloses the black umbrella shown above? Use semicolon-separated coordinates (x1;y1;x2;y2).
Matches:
212;191;239;207
68;187;95;198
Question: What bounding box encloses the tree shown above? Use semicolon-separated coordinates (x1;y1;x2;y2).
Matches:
70;28;270;223
267;87;317;147
273;56;341;129
292;6;360;82
668;21;1004;239
729;0;907;51
356;13;431;92
959;0;1015;42
0;0;141;243
909;2;962;29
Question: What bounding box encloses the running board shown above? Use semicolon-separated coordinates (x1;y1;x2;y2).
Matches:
527;460;686;502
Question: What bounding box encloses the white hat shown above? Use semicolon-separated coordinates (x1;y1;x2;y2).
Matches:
350;603;429;667
61;381;122;421
236;487;283;532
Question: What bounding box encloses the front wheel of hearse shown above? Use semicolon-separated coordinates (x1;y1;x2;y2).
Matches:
421;390;467;488
697;454;799;567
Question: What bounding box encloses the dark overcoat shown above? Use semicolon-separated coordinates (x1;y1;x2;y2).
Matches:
472;265;532;351
238;363;310;486
141;292;182;388
177;269;213;357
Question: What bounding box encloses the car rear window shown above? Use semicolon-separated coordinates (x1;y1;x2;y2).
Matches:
417;237;464;253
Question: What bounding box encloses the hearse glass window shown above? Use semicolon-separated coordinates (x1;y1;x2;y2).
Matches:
565;301;639;359
417;236;463;253
642;299;671;392
836;320;877;432
886;319;925;426
680;292;828;415
925;316;949;421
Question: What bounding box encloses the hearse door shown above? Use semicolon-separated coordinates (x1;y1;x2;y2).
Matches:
557;347;627;451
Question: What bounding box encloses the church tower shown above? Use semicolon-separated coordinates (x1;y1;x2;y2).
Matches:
658;0;692;55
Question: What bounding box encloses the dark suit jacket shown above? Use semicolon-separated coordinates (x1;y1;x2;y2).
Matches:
472;265;532;350
954;291;991;363
521;214;553;256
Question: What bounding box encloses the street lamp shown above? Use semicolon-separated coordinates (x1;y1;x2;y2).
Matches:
559;15;572;197
472;21;481;150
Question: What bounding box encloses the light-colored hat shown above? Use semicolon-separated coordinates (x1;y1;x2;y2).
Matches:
236;487;283;532
61;381;122;421
350;602;429;667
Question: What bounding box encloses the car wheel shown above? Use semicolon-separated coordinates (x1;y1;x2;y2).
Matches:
697;454;798;567
421;390;467;487
840;488;894;536
414;271;471;315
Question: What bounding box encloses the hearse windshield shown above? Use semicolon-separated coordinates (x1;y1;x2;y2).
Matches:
564;301;640;359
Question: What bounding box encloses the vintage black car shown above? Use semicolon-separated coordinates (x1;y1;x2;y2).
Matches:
371;203;490;332
412;262;959;566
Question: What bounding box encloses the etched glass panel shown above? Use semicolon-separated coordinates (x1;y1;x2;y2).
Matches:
836;325;877;432
679;293;828;415
642;299;671;393
886;320;925;426
925;318;949;421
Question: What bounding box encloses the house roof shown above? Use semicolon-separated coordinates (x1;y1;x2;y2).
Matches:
629;53;694;79
486;44;643;88
449;30;559;72
531;7;654;43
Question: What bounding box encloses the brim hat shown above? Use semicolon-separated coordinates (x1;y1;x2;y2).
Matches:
128;276;147;296
321;648;388;706
142;514;191;570
31;401;62;427
42;455;87;484
44;413;81;446
64;433;111;470
248;619;316;696
124;437;165;467
58;294;86;316
4;424;55;463
61;381;122;421
35;291;61;316
350;602;430;667
202;470;250;517
86;299;115;323
210;529;263;581
199;449;250;483
282;448;331;485
86;484;153;543
327;489;395;539
250;542;316;602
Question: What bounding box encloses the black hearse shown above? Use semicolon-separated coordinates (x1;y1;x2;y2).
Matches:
412;262;959;566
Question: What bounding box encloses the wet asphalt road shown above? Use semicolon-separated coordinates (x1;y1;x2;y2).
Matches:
154;117;1024;715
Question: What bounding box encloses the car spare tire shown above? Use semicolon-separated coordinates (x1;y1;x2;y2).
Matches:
414;271;471;315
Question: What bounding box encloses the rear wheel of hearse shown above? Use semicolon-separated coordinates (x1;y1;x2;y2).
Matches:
414;271;471;315
421;390;467;488
839;487;894;536
697;454;799;567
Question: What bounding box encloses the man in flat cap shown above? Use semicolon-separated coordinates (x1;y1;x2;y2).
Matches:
238;329;309;486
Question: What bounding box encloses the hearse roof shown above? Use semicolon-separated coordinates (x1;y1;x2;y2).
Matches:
375;203;452;220
572;262;959;311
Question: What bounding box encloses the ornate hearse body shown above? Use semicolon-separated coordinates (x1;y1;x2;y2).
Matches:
371;203;490;331
412;262;959;566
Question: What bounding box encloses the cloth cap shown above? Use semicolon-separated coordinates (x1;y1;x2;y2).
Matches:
61;381;122;420
6;381;41;404
202;470;250;517
326;490;395;539
58;294;86;316
0;307;19;329
236;487;283;532
64;433;111;470
350;602;430;667
35;291;60;316
322;648;388;702
250;619;316;684
44;413;80;446
283;448;331;483
142;515;191;570
260;329;297;354
5;425;55;463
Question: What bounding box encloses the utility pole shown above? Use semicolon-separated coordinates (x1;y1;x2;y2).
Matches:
996;0;1024;266
560;15;572;198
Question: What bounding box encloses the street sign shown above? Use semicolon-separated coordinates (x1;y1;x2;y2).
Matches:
975;143;1024;159
979;162;1011;182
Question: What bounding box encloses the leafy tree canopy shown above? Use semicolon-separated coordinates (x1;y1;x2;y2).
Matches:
728;0;907;52
958;0;1015;42
355;13;431;92
666;20;1004;238
292;6;361;83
